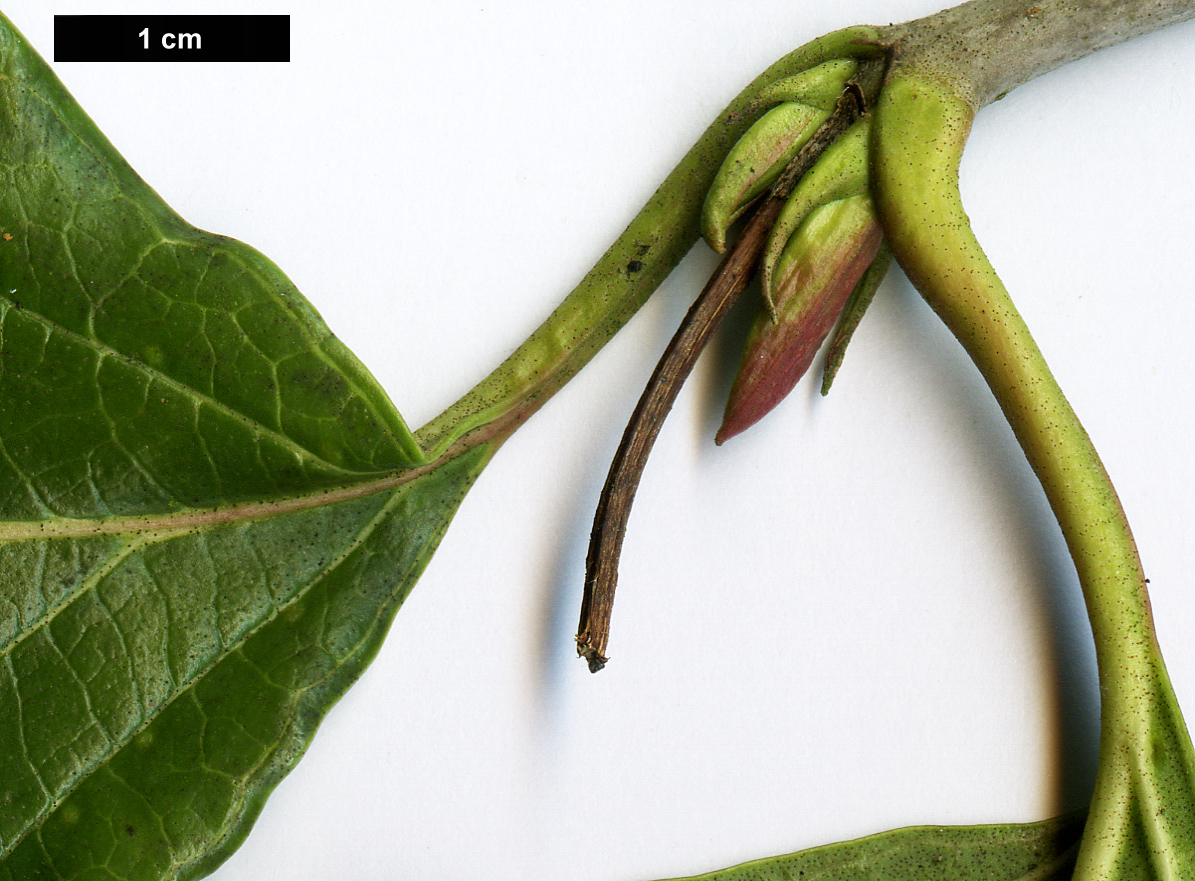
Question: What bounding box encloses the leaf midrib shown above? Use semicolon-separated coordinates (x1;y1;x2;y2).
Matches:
0;460;441;862
0;456;440;542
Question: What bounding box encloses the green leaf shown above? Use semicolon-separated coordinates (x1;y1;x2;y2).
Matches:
651;815;1085;881
0;11;897;875
0;13;491;878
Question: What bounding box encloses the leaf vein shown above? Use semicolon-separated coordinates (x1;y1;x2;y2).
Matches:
3;653;52;812
1;481;410;858
0;531;178;662
8;293;363;479
41;615;116;750
0;457;431;543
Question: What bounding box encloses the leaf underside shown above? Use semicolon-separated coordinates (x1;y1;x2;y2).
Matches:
653;814;1085;881
0;13;489;879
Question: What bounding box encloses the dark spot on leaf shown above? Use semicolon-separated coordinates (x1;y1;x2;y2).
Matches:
126;824;136;837
626;260;644;275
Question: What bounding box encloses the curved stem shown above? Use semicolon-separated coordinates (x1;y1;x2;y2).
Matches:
414;28;884;459
873;70;1152;707
576;197;778;672
872;68;1195;879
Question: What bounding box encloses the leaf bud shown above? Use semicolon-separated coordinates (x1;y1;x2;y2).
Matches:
759;117;872;312
716;194;882;444
701;59;859;254
749;59;859;110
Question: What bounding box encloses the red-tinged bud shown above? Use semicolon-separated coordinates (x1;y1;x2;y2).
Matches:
716;195;882;444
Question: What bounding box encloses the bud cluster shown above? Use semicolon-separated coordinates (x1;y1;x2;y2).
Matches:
699;60;890;443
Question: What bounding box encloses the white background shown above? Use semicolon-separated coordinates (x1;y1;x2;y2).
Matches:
5;1;1195;879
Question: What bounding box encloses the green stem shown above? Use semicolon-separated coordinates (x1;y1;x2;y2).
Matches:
874;69;1153;718
405;0;1195;870
872;67;1195;879
414;27;884;459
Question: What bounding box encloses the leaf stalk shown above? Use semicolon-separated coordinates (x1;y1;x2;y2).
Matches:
871;64;1195;880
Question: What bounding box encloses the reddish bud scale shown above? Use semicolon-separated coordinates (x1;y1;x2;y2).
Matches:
716;201;882;444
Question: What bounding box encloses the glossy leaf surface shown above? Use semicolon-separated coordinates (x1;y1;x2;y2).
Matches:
0;14;489;879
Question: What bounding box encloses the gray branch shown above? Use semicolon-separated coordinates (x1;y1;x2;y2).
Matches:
880;0;1195;107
